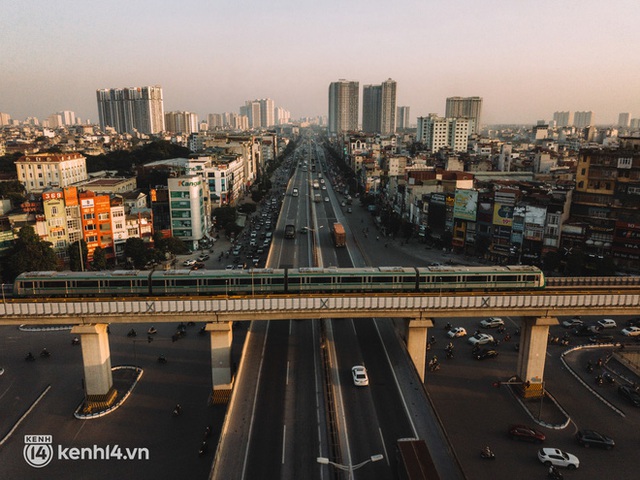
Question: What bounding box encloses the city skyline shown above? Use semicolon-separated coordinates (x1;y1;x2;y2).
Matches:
2;0;640;125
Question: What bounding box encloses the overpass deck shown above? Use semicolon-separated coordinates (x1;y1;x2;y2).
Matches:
1;289;638;324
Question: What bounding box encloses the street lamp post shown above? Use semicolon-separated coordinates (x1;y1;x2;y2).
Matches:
317;454;384;480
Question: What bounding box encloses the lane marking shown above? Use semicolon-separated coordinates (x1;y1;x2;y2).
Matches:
281;425;286;464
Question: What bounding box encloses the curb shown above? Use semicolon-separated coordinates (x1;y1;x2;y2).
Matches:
18;325;73;332
74;366;143;420
505;383;571;430
560;344;626;417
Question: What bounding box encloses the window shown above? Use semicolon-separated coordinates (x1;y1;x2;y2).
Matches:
83;213;95;220
98;213;109;221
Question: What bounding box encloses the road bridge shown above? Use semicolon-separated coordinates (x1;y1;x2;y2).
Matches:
2;288;638;407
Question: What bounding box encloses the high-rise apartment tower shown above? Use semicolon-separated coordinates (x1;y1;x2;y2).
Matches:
96;85;165;134
328;79;359;134
445;96;482;134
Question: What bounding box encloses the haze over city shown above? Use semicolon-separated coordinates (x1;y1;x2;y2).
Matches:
2;0;639;125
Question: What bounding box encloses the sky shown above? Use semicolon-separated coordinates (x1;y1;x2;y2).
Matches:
2;0;640;126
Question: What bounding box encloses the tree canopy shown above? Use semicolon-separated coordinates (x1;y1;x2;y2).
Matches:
2;226;59;281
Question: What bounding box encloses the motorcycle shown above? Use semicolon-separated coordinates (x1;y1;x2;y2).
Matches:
548;466;563;479
71;337;80;346
25;352;36;362
198;441;208;456
172;404;182;417
445;350;454;360
127;328;137;338
586;362;594;373
480;446;495;459
603;372;616;385
147;327;157;335
40;348;51;358
204;426;212;438
158;355;167;364
595;375;604;386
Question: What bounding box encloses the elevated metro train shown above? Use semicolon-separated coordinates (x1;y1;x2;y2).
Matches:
12;265;544;298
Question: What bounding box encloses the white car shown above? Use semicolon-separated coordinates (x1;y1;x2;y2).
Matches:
480;317;504;329
537;448;579;469
352;365;369;386
182;259;196;267
447;327;467;338
561;318;583;328
621;326;640;337
597;318;617;329
468;333;494;346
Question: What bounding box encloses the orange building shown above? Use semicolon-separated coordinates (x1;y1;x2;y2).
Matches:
66;188;114;260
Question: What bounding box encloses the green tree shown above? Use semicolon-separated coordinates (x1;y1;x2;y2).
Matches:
92;246;108;271
2;226;59;281
124;238;149;269
213;206;236;229
68;240;88;271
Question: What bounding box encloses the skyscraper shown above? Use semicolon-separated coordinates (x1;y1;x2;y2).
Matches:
165;111;199;135
553;111;573;128
362;79;397;134
574;111;594;129
328;79;359;134
380;78;397;135
618;113;630;128
96;85;165;134
397;106;411;130
362;84;381;133
445;96;482;134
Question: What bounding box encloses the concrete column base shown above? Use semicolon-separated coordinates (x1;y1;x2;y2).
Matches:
407;318;434;382
82;387;119;413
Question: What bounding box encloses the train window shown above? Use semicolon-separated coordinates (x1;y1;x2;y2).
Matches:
472;276;488;283
236;278;254;286
310;276;332;284
21;281;34;289
152;280;167;287
524;275;537;282
41;280;67;289
500;275;517;283
270;277;284;285
174;279;197;287
435;276;457;283
78;280;99;289
204;278;228;287
375;276;394;283
109;280;133;287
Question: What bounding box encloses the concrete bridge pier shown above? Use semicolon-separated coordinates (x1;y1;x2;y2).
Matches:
206;322;234;404
71;323;117;410
516;316;558;398
407;318;434;382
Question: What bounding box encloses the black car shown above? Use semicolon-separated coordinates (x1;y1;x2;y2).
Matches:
574;325;601;337
618;385;640;407
576;429;615;449
475;349;498;360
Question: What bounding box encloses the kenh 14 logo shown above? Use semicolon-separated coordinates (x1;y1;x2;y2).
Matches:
23;435;54;468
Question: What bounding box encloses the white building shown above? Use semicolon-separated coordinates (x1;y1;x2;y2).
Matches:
416;115;469;153
16;153;88;193
574;111;594;129
168;176;207;249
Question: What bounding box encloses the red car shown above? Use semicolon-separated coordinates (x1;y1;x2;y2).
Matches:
509;424;546;443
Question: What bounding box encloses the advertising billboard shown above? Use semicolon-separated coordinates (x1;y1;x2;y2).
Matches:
453;190;478;221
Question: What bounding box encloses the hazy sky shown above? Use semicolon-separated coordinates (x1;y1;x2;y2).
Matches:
2;0;640;125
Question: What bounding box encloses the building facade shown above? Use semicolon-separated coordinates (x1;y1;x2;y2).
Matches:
328;79;359;134
167;176;207;248
397;106;411;130
416;115;470;153
16;153;88;193
165;111;199;135
96;85;165;134
445;96;482;134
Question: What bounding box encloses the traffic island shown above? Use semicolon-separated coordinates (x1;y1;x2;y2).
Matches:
497;377;570;428
75;366;143;419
